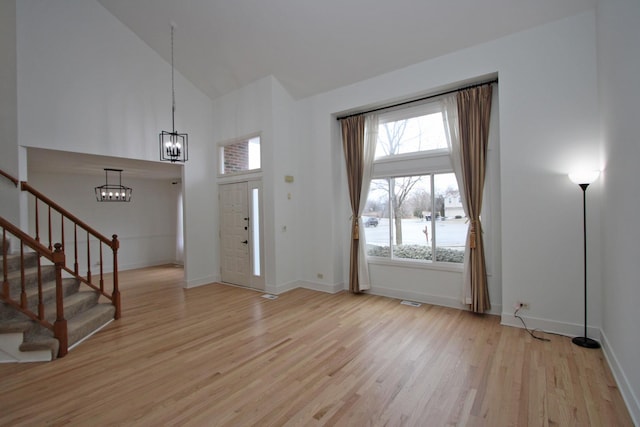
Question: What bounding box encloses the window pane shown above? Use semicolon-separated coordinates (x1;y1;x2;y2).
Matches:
220;136;261;175
364;179;389;258
248;137;261;170
251;187;261;276
433;173;466;263
390;175;432;261
375;113;447;159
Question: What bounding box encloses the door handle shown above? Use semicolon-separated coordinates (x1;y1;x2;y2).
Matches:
241;240;248;244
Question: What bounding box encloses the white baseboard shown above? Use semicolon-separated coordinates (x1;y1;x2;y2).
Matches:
500;311;600;339
368;285;502;316
118;259;179;272
265;281;296;295
267;280;344;295
600;331;640;426
298;280;344;294
185;274;220;288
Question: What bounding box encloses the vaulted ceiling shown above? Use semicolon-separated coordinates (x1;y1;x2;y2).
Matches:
97;0;596;101
29;1;597;179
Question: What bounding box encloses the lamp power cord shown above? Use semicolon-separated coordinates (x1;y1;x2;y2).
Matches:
514;306;551;342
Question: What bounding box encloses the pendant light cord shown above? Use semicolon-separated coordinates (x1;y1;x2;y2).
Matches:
171;24;176;133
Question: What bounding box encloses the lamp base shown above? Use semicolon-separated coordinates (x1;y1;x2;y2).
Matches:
572;336;601;349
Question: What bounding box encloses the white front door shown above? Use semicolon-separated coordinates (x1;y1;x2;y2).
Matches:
219;181;263;289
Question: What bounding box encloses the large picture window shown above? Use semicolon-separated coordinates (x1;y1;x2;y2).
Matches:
363;102;467;264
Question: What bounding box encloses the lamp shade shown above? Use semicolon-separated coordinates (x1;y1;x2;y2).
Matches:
568;170;600;185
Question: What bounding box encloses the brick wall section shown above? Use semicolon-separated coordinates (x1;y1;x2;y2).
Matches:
223;140;249;172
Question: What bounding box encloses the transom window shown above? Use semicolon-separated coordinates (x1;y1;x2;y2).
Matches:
364;102;467;264
375;103;448;159
219;135;261;175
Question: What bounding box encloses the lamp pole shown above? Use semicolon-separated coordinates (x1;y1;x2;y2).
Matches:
569;171;600;349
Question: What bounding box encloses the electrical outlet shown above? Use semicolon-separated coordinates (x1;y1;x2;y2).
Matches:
516;301;530;310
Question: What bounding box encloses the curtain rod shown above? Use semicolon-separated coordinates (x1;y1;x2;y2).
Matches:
336;78;498;121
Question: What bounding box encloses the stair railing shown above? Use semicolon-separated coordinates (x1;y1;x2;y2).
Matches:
20;182;121;319
1;217;69;357
0;168;120;320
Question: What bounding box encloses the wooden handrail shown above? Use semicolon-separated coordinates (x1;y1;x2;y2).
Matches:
0;217;55;259
21;182;114;247
0;168;19;187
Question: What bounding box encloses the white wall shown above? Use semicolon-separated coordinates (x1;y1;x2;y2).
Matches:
211;76;302;293
298;11;601;328
271;79;301;290
597;0;640;422
15;0;216;288
212;77;274;287
0;0;19;224
28;171;180;272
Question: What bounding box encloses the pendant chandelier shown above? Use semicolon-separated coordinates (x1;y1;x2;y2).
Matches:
95;168;133;202
159;23;188;163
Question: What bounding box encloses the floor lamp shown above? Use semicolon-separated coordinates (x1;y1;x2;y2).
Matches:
568;170;600;349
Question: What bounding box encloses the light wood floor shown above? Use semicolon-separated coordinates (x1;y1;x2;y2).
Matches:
0;265;633;426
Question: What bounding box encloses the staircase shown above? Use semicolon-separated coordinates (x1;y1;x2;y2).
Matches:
1;167;121;362
0;247;115;362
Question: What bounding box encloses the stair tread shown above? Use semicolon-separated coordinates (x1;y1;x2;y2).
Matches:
20;334;59;360
22;277;79;297
0;278;80;320
42;290;100;323
3;263;54;279
67;303;116;346
2;265;58;296
68;303;116;329
0;252;40;274
0;319;33;334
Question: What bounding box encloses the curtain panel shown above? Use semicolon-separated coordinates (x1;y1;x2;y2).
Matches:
341;115;367;293
456;84;493;313
442;95;473;305
340;114;378;292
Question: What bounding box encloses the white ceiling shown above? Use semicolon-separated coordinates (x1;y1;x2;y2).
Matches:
97;0;596;101
31;0;596;179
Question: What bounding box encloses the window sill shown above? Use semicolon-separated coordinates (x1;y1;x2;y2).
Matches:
366;256;464;273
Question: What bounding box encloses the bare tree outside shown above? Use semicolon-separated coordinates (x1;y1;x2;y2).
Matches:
374;121;423;245
408;188;431;218
389;176;422;244
378;120;407;156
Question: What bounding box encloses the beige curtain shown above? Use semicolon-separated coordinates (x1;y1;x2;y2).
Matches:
442;95;472;305
341;115;366;293
457;85;492;313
